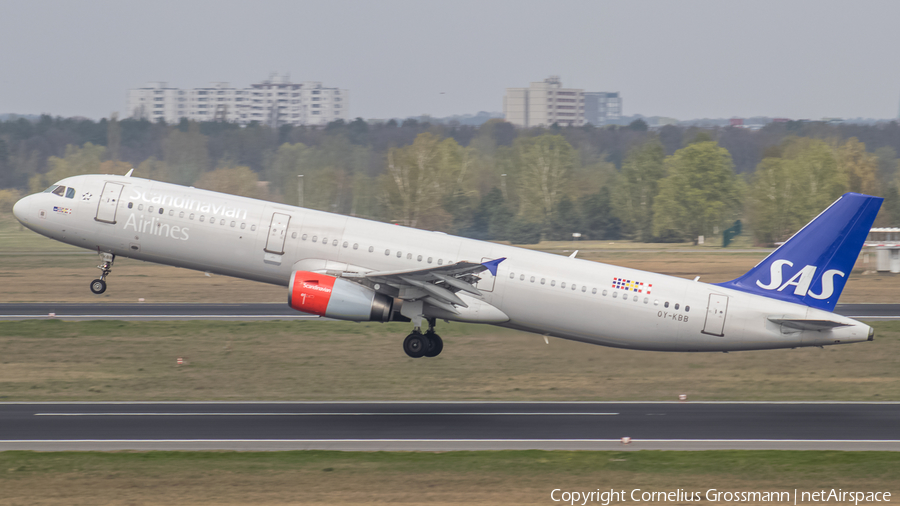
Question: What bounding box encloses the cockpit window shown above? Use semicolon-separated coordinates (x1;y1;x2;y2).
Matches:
42;185;59;193
65;187;75;199
51;186;66;197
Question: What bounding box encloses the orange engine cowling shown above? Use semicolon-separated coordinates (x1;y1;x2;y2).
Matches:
288;271;393;322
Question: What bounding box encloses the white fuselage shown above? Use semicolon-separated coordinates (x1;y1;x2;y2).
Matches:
13;174;873;351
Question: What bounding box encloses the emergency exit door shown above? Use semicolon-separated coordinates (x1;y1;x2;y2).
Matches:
264;212;291;254
702;293;729;336
95;182;124;224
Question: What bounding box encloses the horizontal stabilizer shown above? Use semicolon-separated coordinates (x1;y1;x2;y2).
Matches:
767;317;851;331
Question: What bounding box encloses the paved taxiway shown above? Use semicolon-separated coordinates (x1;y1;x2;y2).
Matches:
1;303;898;320
1;402;898;451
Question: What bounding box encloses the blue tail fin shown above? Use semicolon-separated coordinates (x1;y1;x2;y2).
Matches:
717;193;882;311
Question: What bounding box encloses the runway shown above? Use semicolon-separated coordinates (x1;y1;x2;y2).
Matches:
1;402;898;451
0;303;898;321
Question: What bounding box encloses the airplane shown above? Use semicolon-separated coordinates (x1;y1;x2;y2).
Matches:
12;171;882;358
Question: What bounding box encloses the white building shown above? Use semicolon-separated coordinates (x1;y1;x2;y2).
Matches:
503;76;585;128
127;75;349;127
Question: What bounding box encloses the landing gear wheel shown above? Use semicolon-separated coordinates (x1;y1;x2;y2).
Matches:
90;279;107;295
403;332;427;358
424;332;443;357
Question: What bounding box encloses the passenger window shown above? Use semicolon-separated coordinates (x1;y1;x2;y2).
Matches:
51;186;66;197
332;240;337;246
561;282;566;289
230;221;235;227
396;251;402;258
417;255;422;261
353;243;358;250
384;249;390;256
199;215;205;222
572;284;576;290
644;297;649;304
179;211;184;218
240;223;245;229
158;208;164;214
510;272;515;279
291;232;297;239
582;286;586;292
368;246;374;252
407;253;412;259
169;210;174;216
189;213;194;220
343;242;349;248
613;292;617;298
530;276;535;283
675;304;680;310
128;202;133;209
313;236;318;243
251;225;256;231
148;206;154;213
322;237;328;243
138;204;144;211
427;257;432;264
551;280;556;287
541;278;546;285
633;295;638;302
664;302;669;308
686;306;690;312
519;274;525;281
438;259;443;265
654;300;659;306
302;234;307;240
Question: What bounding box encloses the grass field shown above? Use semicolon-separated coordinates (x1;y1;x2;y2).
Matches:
1;450;898;505
1;319;898;401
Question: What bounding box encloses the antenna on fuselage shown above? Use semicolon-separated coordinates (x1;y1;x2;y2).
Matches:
124;168;134;177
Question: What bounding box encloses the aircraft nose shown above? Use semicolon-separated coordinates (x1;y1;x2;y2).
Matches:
12;194;34;224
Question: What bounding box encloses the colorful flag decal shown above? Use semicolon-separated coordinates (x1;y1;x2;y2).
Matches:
612;277;652;294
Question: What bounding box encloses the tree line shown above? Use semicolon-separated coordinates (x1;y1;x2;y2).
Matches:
1;114;899;244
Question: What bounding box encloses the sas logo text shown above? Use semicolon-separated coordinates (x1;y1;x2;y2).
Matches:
755;260;844;300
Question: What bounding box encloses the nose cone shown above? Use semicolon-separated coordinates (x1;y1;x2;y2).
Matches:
12;195;27;223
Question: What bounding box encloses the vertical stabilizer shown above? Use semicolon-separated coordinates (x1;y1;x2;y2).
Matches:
717;193;882;311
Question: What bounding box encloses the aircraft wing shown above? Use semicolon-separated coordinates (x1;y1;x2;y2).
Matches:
344;257;505;314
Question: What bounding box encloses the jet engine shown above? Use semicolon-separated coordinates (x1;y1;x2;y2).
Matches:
288;270;393;321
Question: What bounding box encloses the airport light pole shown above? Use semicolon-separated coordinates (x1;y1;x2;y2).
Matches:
297;174;304;208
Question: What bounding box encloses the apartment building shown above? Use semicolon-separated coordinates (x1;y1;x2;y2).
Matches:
127;75;349;127
503;77;621;127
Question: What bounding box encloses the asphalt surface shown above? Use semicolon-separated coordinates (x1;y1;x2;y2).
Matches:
0;303;897;321
0;402;898;451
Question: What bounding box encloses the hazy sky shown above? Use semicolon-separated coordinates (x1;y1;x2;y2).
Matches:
3;0;900;121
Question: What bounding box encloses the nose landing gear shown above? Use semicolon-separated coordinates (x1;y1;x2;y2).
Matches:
90;252;115;295
403;318;443;358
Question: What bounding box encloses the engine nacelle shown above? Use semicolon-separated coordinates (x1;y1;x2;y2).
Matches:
288;270;393;322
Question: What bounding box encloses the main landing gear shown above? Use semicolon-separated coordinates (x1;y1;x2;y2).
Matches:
403;318;443;358
90;252;115;295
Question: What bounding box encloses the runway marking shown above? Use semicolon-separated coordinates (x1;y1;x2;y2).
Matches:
6;401;900;405
35;412;620;417
3;439;900;443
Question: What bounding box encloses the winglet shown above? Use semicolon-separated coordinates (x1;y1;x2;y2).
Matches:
125;168;134;177
481;257;506;277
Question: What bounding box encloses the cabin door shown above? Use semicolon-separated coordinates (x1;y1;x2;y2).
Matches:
702;293;729;337
264;212;291;254
95;182;124;224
